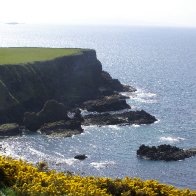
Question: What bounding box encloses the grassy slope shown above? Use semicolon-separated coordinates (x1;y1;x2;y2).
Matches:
0;47;84;65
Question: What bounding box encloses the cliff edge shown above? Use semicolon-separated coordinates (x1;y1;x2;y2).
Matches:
0;48;129;123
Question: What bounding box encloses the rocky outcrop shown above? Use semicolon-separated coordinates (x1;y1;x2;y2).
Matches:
137;144;196;161
83;110;157;126
23;100;69;131
0;123;21;137
0;49;132;124
40;120;83;137
82;94;130;112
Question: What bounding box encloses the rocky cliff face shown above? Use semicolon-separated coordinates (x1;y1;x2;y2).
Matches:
0;49;127;123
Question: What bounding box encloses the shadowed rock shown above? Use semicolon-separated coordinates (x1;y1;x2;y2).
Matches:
83;110;157;126
40;120;83;137
82;94;131;112
23;100;69;131
38;100;69;123
137;144;196;161
0;123;21;137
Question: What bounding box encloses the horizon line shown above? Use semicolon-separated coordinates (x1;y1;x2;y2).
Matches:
1;22;196;29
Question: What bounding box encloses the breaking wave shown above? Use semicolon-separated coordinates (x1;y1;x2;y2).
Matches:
121;88;157;104
159;136;186;143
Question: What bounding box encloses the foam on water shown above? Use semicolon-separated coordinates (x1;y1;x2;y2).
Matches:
90;161;116;170
55;158;77;166
159;136;186;143
28;147;47;157
121;89;157;104
132;124;140;127
108;125;121;130
154;119;160;124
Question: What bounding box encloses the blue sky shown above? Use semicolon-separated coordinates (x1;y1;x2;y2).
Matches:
0;0;196;27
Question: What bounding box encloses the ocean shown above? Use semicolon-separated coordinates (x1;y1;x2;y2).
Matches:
0;24;196;189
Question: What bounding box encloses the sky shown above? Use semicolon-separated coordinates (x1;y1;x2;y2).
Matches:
0;0;196;27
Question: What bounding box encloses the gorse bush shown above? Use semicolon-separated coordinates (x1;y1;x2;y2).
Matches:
0;155;195;196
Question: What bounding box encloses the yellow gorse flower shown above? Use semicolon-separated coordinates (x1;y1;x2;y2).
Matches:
0;155;195;196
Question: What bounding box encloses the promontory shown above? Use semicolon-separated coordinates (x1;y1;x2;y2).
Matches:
0;47;156;136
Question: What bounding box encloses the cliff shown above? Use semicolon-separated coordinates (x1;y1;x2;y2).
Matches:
0;48;127;123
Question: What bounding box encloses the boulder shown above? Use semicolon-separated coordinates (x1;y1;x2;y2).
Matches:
83;110;157;126
73;108;84;122
127;110;157;124
38;100;69;123
40;120;83;137
0;123;21;137
23;112;41;131
82;94;131;112
74;154;87;160
23;100;69;131
137;144;196;161
99;71;136;93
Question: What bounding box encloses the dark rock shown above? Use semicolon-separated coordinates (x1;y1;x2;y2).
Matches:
83;110;157;126
127;110;157;124
40;120;83;137
73;108;84;122
98;71;136;93
23;112;41;131
38;100;69;123
23;100;69;131
82;94;131;112
0;123;21;137
74;154;87;160
137;144;196;161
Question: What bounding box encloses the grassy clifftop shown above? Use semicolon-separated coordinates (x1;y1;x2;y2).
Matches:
0;47;85;65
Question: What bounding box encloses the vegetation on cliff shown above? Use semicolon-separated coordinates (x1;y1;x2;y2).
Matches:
0;155;195;196
0;48;84;65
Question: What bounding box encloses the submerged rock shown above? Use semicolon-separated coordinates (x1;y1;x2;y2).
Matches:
40;120;83;137
137;144;196;161
83;110;157;126
82;94;131;112
0;123;21;137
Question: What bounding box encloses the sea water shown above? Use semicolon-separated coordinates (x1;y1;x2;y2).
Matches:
0;24;196;189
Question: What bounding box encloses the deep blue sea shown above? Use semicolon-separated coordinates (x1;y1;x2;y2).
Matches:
0;24;196;190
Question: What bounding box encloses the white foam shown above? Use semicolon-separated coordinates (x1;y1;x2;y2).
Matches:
154;119;160;124
121;89;157;104
29;147;46;157
54;152;64;157
82;125;97;130
55;158;77;166
89;144;97;148
108;125;120;130
132;124;140;127
132;97;157;104
160;136;186;143
90;161;115;169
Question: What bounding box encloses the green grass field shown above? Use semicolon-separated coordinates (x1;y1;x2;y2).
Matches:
0;47;84;65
